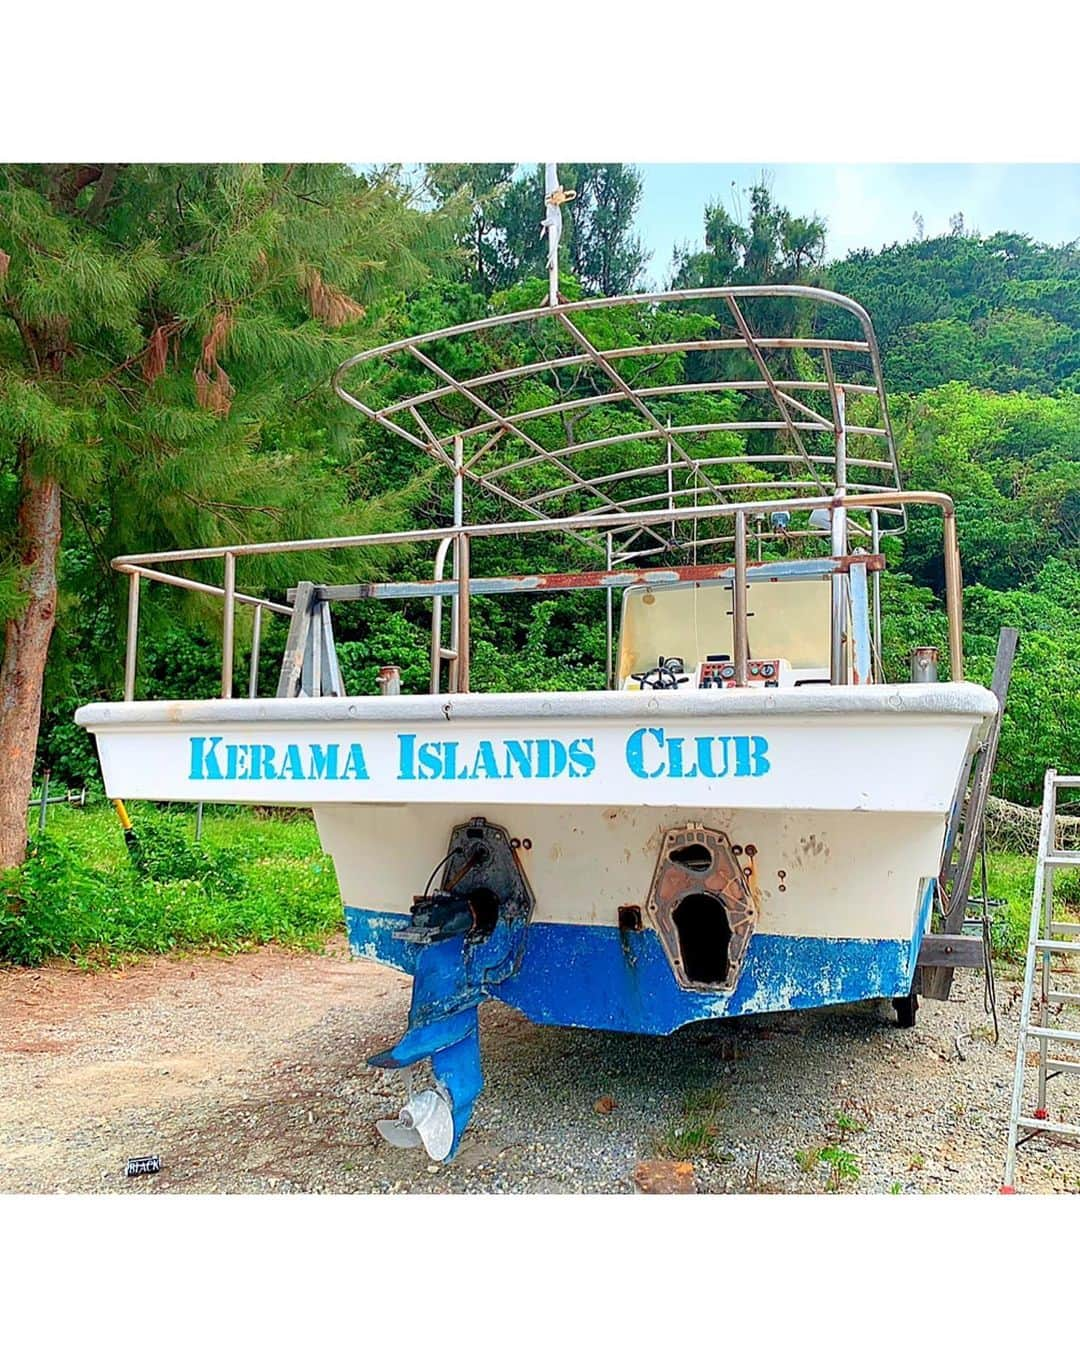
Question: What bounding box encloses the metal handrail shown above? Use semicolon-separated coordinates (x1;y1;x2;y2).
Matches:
113;488;964;701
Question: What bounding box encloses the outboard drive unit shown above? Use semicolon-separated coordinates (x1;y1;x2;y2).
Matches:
370;818;534;1159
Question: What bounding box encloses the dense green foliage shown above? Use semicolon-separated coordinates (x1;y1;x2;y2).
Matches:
829;231;1080;394
423;163;647;296
0;805;340;964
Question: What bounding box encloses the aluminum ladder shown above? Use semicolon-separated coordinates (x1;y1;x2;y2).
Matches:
1003;768;1080;1189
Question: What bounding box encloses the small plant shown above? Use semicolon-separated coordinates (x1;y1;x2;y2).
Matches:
820;1145;860;1191
889;1181;903;1195
655;1119;731;1163
744;1151;768;1193
832;1110;866;1142
794;1100;870;1192
655;1082;731;1163
909;1153;926;1171
682;1085;726;1116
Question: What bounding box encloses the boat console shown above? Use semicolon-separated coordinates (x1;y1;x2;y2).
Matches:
624;655;800;691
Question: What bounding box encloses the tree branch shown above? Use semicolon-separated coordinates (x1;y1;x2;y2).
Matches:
84;164;123;226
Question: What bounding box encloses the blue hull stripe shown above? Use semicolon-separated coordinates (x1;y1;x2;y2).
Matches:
344;902;927;1036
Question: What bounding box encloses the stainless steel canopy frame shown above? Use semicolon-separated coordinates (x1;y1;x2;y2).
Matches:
330;283;905;566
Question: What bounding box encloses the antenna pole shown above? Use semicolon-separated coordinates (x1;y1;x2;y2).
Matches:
543;163;574;307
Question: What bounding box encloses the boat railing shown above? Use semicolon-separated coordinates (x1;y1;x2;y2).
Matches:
111;489;964;702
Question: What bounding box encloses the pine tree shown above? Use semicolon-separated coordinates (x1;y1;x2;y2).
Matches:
0;163;457;868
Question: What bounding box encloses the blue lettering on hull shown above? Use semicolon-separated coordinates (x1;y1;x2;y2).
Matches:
187;729;774;785
189;735;369;782
624;728;771;779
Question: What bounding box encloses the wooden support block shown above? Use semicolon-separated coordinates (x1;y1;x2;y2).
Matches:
916;931;986;973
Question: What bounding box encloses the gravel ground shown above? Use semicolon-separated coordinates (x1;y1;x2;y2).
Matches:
2;941;1078;1194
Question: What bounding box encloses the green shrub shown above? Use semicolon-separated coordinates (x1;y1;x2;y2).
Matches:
0;806;341;966
471;600;604;693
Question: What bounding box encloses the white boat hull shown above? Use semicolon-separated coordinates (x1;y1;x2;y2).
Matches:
78;682;996;1028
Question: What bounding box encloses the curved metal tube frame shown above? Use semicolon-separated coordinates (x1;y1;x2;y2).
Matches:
329;286;904;565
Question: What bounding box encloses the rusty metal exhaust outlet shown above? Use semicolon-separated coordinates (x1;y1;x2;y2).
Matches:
645;826;757;993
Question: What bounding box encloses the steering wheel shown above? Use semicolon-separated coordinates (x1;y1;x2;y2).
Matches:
632;656;687;691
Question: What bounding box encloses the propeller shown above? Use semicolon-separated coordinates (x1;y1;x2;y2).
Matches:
376;1081;455;1161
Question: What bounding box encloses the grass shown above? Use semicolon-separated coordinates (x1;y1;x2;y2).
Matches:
986;851;1038;960
986;851;1080;963
654;1085;733;1164
1;802;342;966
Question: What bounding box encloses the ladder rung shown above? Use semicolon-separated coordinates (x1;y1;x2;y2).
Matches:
1046;1058;1080;1074
1021;1025;1080;1044
1045;853;1080;868
1033;940;1080;954
1048;923;1080;935
1018;1116;1080;1139
1049;775;1080;788
1048;991;1080;1005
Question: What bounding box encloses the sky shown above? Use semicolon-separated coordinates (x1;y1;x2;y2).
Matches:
636;164;1080;286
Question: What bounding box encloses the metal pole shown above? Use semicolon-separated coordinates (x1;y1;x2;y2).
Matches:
221;551;236;698
377;664;402;696
456;532;471;693
109;488;958;569
733;510;749;687
430;535;454;694
449;435;464;694
115;563;290;616
309;603;322;696
37;769;50;834
248;603;262;699
605;534;614;691
870;506;882;668
452;435;464;537
1004;768;1057;1187
124;571;140;701
830;390;848;685
943;511;964;680
666;424;674;523
1038;841;1055;1115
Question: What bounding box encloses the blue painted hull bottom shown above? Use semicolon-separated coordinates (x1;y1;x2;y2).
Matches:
345;889;929;1037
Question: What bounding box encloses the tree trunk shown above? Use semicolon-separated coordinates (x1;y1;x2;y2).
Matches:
0;453;61;871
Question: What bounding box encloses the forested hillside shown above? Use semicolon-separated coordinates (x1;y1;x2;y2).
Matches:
3;163;1078;857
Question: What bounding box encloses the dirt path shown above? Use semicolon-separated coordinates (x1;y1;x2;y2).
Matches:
1;943;1077;1193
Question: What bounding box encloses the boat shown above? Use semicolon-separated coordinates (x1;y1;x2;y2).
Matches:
76;166;998;1161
